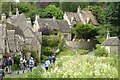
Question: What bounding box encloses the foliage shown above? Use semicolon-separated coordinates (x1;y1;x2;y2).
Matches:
77;49;89;55
31;48;36;58
45;5;63;19
5;48;118;78
11;64;20;71
21;46;28;54
41;54;48;63
104;2;120;38
27;66;45;78
42;35;60;48
41;47;54;56
60;2;89;12
73;24;98;39
84;5;105;24
94;44;108;57
95;24;109;43
104;2;120;26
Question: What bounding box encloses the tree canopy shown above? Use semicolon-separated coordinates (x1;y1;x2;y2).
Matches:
73;24;98;39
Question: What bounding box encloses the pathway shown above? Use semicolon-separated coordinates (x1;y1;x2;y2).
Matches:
87;51;94;56
5;67;37;76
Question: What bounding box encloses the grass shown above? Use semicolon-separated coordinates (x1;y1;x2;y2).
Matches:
4;48;118;78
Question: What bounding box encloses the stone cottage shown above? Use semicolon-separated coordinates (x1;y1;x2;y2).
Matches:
63;6;98;28
102;31;119;54
32;16;71;41
0;8;42;62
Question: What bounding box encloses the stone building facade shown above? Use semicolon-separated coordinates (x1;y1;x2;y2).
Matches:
0;8;42;65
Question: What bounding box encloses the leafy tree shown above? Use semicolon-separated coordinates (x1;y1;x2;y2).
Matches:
84;5;105;24
45;5;63;19
104;2;120;38
73;24;98;39
60;2;89;12
105;2;120;26
94;44;108;57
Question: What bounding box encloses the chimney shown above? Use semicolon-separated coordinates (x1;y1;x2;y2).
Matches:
77;6;81;13
27;17;32;27
107;30;110;39
1;13;6;21
71;17;74;22
86;18;90;24
53;16;56;20
35;14;39;20
9;11;12;17
16;8;19;15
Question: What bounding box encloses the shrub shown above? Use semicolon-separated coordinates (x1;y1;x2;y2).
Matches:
11;64;20;71
78;49;89;55
42;47;54;56
94;44;108;57
14;55;20;67
41;55;48;63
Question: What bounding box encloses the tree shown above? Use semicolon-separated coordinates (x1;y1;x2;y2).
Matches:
73;24;97;39
45;5;63;19
60;2;89;12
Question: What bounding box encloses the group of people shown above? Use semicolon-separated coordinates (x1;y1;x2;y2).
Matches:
19;56;36;72
44;55;56;71
3;57;12;74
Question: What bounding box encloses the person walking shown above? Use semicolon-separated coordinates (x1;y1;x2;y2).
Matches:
23;58;27;70
29;57;34;72
3;59;8;73
8;57;12;74
19;57;23;70
45;59;50;71
52;55;56;64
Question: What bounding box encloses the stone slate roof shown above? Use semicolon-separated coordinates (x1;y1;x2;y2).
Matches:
8;14;28;32
65;12;82;23
7;13;35;38
57;20;71;33
23;27;34;38
38;18;71;33
6;22;24;37
81;11;98;25
65;10;98;25
102;37;119;46
38;18;60;30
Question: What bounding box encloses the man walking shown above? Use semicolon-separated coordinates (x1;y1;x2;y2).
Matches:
29;57;34;72
45;59;50;71
8;57;12;74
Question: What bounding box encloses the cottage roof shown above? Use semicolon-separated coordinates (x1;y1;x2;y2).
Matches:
7;13;35;38
81;11;98;25
23;27;34;38
38;18;71;33
65;10;98;25
57;20;71;33
6;22;24;37
102;37;119;46
65;12;81;23
38;18;60;29
8;13;28;32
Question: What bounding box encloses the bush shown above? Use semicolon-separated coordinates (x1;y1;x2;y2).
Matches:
94;44;108;57
78;49;89;55
42;35;60;48
11;64;20;71
14;55;21;67
42;47;54;56
41;55;48;63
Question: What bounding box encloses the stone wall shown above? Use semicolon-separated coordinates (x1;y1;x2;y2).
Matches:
63;33;71;41
66;39;96;50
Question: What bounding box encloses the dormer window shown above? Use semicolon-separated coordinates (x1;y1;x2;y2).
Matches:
45;23;48;27
71;17;76;22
